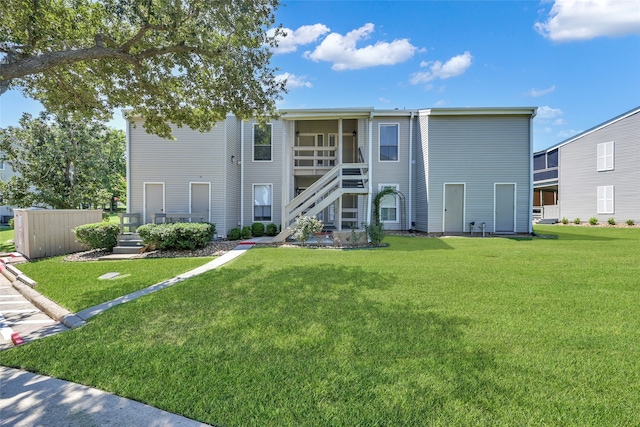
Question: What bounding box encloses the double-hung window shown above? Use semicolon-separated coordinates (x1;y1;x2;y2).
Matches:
253;124;272;161
379;124;399;161
379;184;399;222
597;141;614;171
254;184;272;221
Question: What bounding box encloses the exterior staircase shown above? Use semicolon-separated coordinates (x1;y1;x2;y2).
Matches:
112;233;145;255
273;162;369;242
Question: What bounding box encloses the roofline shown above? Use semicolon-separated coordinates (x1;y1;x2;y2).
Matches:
279;107;375;119
419;107;538;118
535;105;640;155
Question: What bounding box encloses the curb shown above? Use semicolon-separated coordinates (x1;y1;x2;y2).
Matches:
1;261;86;330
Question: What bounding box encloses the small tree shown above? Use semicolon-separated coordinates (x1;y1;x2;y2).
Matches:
292;215;323;246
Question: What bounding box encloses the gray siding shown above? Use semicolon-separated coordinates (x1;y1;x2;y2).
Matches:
128;119;227;226
559;110;640;222
242;119;284;227
225;117;241;236
427;115;532;233
371;116;412;230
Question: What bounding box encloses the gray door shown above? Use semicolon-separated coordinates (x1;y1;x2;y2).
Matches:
190;183;210;222
444;184;464;233
342;135;357;163
144;183;164;223
495;184;515;233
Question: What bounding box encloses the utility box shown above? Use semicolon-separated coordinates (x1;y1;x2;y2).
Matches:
13;209;103;259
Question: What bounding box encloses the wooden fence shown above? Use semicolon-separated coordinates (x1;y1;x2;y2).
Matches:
13;209;103;259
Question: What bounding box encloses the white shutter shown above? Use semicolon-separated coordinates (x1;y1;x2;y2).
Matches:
597;186;614;214
597;142;614;171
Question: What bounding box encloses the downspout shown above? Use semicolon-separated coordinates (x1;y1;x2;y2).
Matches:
366;111;374;225
528;113;534;234
408;111;414;231
240;120;245;228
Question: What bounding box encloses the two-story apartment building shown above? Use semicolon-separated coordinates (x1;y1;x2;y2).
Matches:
126;106;537;239
533;106;640;223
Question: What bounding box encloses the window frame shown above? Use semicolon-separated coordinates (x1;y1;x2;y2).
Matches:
597;185;614;214
253;183;273;222
378;184;400;223
378;123;399;162
253;123;273;162
597;141;614;172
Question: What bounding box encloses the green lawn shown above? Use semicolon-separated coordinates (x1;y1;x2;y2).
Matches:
15;256;214;312
0;227;15;252
2;225;639;426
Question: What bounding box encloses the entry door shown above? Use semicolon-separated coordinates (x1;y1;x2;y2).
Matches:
444;184;465;233
190;183;210;222
495;184;516;233
342;135;357;163
144;183;164;223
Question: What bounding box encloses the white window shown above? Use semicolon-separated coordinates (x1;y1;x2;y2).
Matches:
597;141;614;171
597;186;614;214
0;161;4;170
379;124;399;161
253;184;272;221
378;184;399;222
253;124;272;161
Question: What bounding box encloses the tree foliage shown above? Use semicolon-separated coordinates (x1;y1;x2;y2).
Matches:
0;112;125;209
0;0;286;138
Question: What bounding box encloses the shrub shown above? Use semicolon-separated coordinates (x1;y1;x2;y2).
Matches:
574;218;581;225
228;227;241;240
561;217;569;225
293;215;323;245
589;217;598;226
74;222;120;250
251;222;265;237
241;226;252;239
266;223;278;236
8;218;14;229
137;222;215;250
363;222;385;245
608;217;616;225
102;212;110;222
627;219;635;226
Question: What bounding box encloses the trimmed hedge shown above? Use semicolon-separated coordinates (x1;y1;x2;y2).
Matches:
137;222;215;250
74;222;120;251
251;222;265;237
228;227;241;240
266;223;278;236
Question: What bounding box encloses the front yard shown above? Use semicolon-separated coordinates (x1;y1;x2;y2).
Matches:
1;225;639;426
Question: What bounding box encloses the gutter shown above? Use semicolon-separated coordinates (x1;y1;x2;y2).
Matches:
366;112;374;225
408;111;414;230
240;121;245;228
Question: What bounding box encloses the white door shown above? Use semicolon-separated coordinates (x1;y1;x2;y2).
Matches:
190;183;210;222
444;184;464;233
495;184;516;233
144;183;164;223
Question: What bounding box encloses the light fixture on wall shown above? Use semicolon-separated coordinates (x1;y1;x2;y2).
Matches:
296;131;300;136
231;155;235;164
352;130;357;136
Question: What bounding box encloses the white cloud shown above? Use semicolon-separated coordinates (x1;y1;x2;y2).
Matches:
269;24;330;54
409;52;473;84
536;105;563;119
275;73;313;89
379;97;391;103
534;0;640;42
557;129;583;138
528;85;556;97
303;23;418;70
554;118;568;125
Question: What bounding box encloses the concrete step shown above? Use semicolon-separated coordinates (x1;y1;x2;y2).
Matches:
537;218;559;224
112;246;144;255
99;253;140;260
117;240;144;246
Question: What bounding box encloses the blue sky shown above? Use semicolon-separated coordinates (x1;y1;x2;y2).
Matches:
1;0;639;152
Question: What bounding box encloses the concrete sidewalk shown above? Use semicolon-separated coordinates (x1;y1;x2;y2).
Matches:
0;366;212;426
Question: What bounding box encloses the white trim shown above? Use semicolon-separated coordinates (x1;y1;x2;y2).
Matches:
408;112;414;230
143;182;165;224
420;107;538;117
494;183;517;234
366;112;373;225
252;123;273;162
528;115;533;233
378;184;400;223
378;123;400;162
442;183;466;233
252;183;273;222
189;182;211;223
240;120;245;227
126;121;131;213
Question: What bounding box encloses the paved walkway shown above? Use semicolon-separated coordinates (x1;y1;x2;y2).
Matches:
1;242;257;426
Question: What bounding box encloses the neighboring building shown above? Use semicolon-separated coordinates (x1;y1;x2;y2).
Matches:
534;106;640;223
0;158;19;223
126;107;537;239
